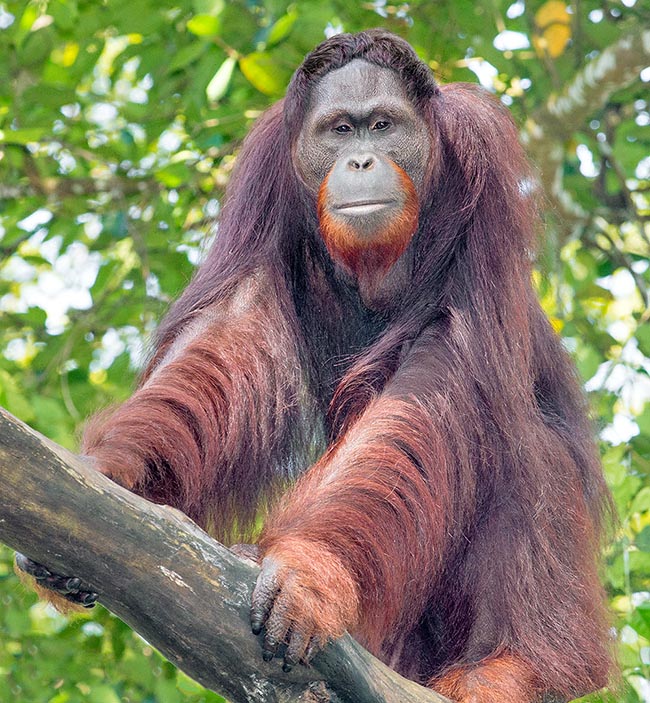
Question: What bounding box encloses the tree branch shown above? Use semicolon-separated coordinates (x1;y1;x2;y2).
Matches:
545;29;650;129
0;406;446;703
0;176;162;201
523;28;650;238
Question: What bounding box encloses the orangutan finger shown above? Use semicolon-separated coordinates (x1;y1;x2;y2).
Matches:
284;628;311;672
261;595;292;662
251;557;281;635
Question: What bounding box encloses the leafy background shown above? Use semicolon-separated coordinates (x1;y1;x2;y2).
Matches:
0;0;649;701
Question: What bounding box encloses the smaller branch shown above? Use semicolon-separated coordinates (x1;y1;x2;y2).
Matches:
545;28;650;130
593;139;636;216
0;231;32;257
524;28;650;242
588;221;649;310
0;176;163;201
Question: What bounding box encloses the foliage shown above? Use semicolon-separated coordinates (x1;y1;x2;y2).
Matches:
0;0;649;701
0;560;226;703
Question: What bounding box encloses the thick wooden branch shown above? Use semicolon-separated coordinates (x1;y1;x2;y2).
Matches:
0;407;446;703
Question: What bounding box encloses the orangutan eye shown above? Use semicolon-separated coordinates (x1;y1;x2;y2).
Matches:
372;120;391;131
333;124;353;134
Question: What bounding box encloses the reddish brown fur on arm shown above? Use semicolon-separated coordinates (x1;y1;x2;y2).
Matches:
260;333;460;653
82;271;309;542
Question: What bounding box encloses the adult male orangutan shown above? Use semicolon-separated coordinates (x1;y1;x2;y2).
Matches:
17;29;613;703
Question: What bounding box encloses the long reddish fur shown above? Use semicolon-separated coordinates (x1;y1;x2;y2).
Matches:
79;31;612;702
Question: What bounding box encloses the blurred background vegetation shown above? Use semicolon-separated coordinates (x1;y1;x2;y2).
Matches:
0;0;649;701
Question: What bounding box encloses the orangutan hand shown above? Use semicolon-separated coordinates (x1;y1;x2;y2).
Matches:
250;539;359;671
15;552;98;608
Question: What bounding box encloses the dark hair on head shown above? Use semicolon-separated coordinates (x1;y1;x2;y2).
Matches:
284;30;439;136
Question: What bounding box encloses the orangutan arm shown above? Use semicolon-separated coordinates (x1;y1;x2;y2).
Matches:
81;270;310;540
251;328;475;668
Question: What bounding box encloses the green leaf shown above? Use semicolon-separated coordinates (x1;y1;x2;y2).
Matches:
193;0;225;13
630;487;650;514
17;25;56;66
267;9;298;47
637;526;650;552
168;42;207;73
637;406;650;436
631;602;650;639
636;323;650;357
19;306;47;329
602;444;638;514
101;211;128;240
49;0;80;32
89;685;121;703
239;52;287;96
155;163;192;188
0;370;34;422
16;4;39;41
154;678;182;703
187;14;221;37
1;127;47;145
206;56;236;102
4;607;32;637
575;343;601;381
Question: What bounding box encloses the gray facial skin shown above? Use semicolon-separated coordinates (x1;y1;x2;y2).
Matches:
293;59;432;199
293;59;434;310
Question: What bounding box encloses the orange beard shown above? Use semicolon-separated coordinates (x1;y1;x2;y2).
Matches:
317;162;419;290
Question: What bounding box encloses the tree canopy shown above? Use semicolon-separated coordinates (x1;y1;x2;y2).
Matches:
1;1;649;702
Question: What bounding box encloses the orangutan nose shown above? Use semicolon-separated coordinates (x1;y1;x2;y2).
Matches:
347;154;375;171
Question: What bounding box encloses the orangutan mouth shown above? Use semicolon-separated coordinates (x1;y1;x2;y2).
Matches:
334;200;396;215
